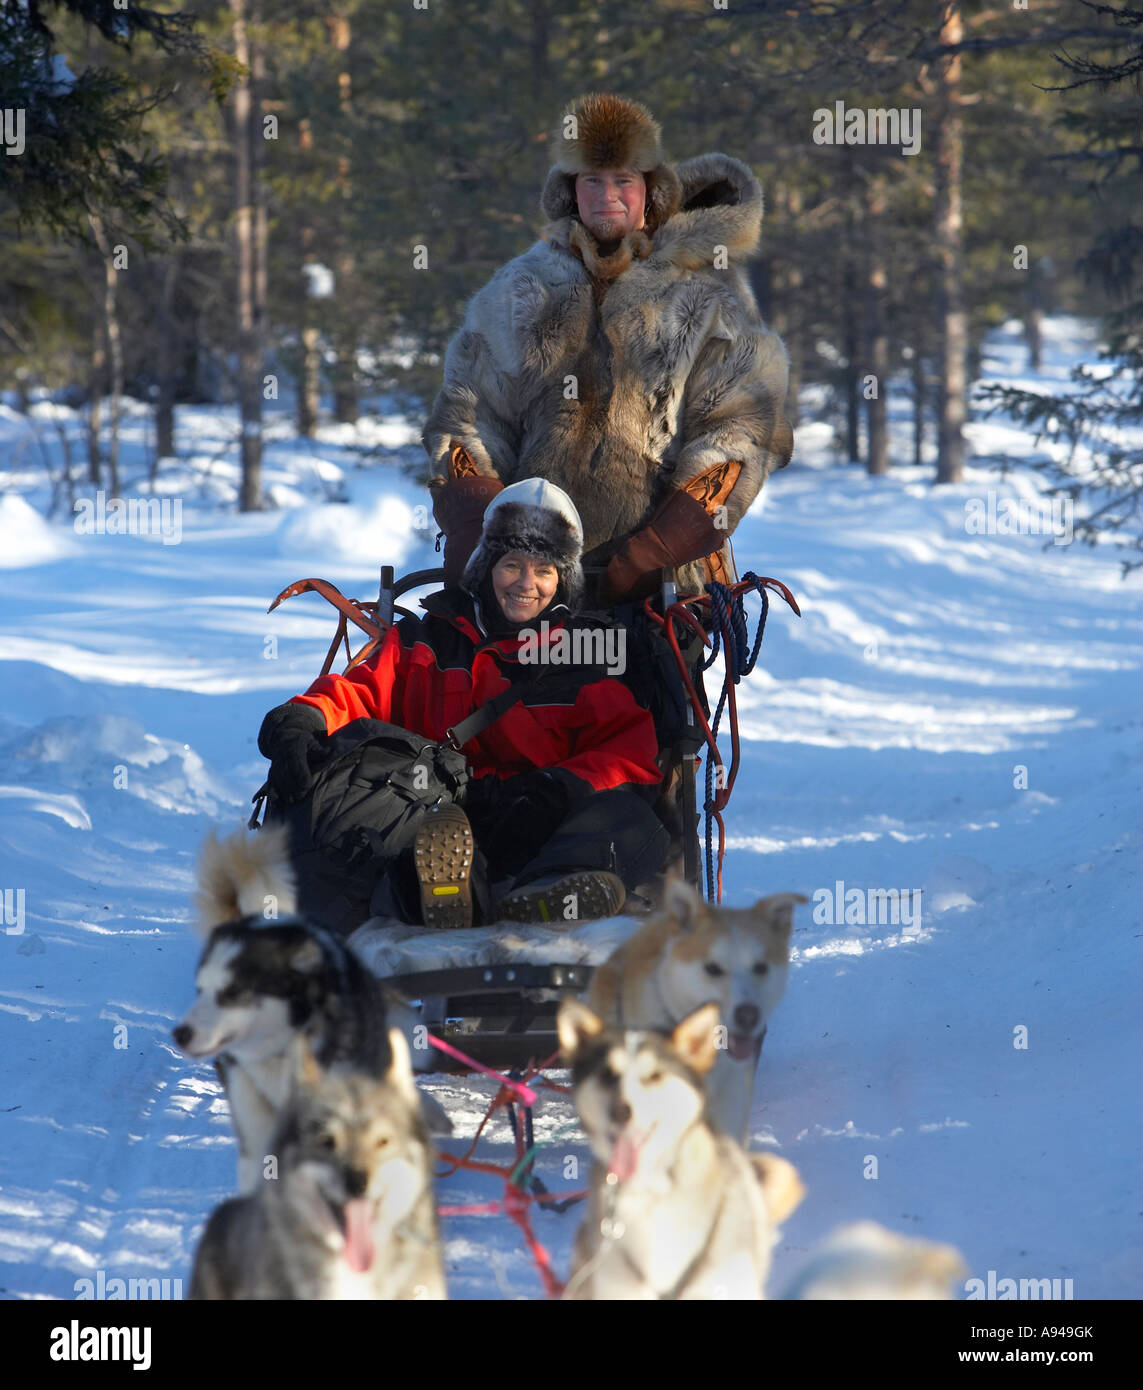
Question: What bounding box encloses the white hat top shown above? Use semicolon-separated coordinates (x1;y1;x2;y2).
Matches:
481;477;584;549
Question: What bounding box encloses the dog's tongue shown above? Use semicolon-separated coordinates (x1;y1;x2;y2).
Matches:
727;1032;755;1061
608;1131;642;1182
342;1198;375;1273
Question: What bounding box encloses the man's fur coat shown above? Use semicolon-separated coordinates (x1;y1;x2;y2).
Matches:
422;152;794;586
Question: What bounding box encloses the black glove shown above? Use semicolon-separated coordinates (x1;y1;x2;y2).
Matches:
257;701;329;806
472;769;591;878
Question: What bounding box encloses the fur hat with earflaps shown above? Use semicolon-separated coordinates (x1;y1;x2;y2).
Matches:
461;478;585;612
540;93;681;235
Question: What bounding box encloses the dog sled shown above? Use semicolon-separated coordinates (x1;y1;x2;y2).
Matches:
255;557;799;1074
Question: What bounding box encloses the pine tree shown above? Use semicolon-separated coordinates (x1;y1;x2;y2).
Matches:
977;0;1143;573
0;0;208;241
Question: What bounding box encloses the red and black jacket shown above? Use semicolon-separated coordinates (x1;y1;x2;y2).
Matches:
290;588;661;796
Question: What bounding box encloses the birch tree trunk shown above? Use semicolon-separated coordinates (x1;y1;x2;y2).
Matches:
231;0;264;511
330;12;357;426
842;167;861;464
297;118;321;438
87;332;104;486
88;212;122;495
155;257;178;462
843;242;861;464
934;1;967;485
912;348;926;467
865;176;889;477
773;184;803;430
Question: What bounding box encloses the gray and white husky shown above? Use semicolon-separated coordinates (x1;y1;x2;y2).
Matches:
557;998;804;1300
173;825;439;1193
189;1035;446;1300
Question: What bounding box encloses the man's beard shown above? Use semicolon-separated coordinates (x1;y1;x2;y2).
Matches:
587;213;627;240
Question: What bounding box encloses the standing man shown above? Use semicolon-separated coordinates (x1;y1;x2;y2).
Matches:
424;92;794;602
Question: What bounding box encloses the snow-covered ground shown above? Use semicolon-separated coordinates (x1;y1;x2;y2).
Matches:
0;316;1138;1300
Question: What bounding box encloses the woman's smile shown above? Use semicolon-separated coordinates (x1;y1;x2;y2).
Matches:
491;552;559;622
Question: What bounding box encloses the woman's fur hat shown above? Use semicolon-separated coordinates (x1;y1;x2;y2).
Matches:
540;93;681;235
462;478;585;611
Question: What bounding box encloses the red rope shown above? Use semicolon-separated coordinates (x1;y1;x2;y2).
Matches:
426;1031;538;1106
437;1128;572;1299
439;1187;589;1218
434;1082;516;1180
430;1044;577;1297
504;1185;566;1300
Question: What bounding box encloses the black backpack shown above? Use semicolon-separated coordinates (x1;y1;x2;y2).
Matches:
254;719;470;934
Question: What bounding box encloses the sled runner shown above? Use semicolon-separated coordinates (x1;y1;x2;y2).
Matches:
253;559;799;1072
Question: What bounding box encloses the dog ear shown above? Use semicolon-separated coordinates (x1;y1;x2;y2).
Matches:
750;1152;805;1225
670;1001;721;1075
662;874;705;932
418;1091;454;1138
290;1033;324;1090
754;892;808;940
194;822;298;934
557;998;605;1062
385;1026;421;1107
193;827;239;935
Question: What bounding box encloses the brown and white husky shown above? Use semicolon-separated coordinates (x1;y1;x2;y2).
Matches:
586;877;806;1141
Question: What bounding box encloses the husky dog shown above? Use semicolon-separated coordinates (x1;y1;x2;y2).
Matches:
586;877;806;1142
557;998;804;1300
190;1034;445;1299
174;825;439;1193
782;1221;966;1300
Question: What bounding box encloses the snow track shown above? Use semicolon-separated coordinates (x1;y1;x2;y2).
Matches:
0;317;1138;1299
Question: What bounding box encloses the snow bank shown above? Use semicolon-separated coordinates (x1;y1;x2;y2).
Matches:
2;713;235;818
0;493;76;568
276;492;421;568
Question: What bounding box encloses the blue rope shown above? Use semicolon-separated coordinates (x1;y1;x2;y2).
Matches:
699;574;772;901
703;680;730;901
701;578;767;680
738;572;770;677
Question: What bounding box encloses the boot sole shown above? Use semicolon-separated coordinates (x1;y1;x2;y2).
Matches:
414;805;474;930
493;871;626;927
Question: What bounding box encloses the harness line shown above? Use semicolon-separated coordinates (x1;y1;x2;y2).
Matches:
643;573;799;902
428;1039;586;1298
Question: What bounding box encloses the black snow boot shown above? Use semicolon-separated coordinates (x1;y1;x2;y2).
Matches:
413;804;476;929
491;870;626;927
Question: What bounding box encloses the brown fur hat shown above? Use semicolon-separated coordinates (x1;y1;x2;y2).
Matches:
540;93;681;235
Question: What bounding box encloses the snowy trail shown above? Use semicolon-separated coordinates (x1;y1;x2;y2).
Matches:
0;317;1139;1300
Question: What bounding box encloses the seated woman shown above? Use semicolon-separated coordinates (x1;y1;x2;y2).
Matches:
257;479;669;931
